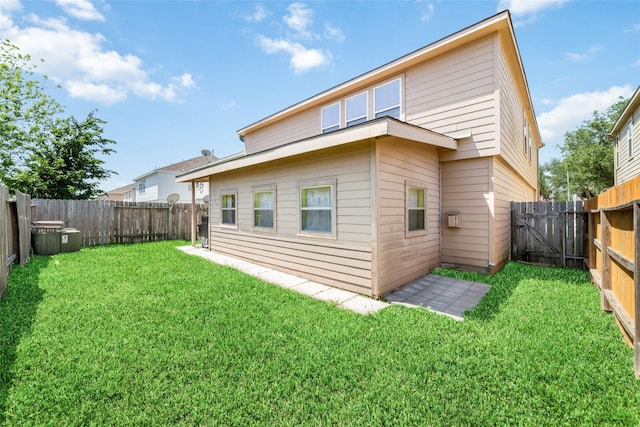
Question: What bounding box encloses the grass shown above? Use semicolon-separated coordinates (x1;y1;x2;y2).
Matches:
1;241;639;426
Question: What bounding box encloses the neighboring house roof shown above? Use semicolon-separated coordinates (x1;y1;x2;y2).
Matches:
177;117;456;182
610;85;640;136
134;154;217;182
106;183;135;195
236;10;542;148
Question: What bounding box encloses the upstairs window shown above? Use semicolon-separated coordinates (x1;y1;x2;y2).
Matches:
374;79;401;119
137;180;145;195
628;119;633;159
221;193;236;226
321;102;340;134
346;92;368;127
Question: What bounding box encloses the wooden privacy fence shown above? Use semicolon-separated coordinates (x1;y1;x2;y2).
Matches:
32;199;207;247
1;183;32;300
511;201;585;268
585;174;640;379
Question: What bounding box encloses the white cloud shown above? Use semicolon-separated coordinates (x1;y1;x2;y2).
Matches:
564;46;602;62
244;4;268;22
497;0;568;16
537;85;634;145
417;1;435;22
284;2;314;39
324;23;345;43
221;100;236;111
257;35;330;74
55;0;104;21
1;6;194;104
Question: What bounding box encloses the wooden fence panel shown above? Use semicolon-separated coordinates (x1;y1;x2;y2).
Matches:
585;173;640;378
32;199;207;246
511;200;584;268
15;191;31;265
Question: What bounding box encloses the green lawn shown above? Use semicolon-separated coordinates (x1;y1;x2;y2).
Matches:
1;241;638;426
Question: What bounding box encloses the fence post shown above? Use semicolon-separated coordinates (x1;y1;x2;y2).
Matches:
601;209;612;312
0;184;8;300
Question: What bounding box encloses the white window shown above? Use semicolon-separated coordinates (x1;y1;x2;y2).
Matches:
616;136;619;168
254;190;275;229
346;92;368;127
299;181;336;236
137;180;145;195
406;184;426;234
628;119;633;159
221;193;236;226
523;115;529;155
374;79;401;119
321;102;340;133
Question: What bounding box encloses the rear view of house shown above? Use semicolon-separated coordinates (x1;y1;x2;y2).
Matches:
178;11;542;298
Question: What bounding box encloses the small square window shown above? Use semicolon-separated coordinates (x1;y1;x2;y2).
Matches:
321;102;340;134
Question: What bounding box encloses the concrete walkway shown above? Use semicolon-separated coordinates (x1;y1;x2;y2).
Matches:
178;246;490;319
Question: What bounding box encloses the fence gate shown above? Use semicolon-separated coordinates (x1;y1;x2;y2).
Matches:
511;201;585;269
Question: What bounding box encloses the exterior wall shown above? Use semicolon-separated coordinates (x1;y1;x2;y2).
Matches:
207;141;374;295
406;35;498;162
136;172;208;203
440;157;492;270
375;137;441;297
615;108;640;185
496;37;538;190
493;156;536;269
243;108;319;156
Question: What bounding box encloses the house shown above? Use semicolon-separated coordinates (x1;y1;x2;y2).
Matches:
135;154;216;203
104;183;136;202
177;11;542;298
612;85;640;185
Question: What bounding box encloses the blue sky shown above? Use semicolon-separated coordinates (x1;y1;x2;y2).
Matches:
1;0;638;191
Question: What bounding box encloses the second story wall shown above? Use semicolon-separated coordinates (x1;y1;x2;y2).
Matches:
615;108;640;185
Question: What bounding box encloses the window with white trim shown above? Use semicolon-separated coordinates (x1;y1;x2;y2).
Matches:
346;92;368;127
406;184;426;234
221;193;236;226
628;119;633;159
253;189;275;229
616;136;619;168
299;182;335;236
374;79;401;119
321;102;340;134
137;180;145;195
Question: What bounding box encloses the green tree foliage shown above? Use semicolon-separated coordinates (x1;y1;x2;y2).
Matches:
543;98;629;200
0;39;116;199
9;112;116;199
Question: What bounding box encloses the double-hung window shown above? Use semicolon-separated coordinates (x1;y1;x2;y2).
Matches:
299;180;336;237
346;92;368;127
221;193;236;226
406;182;426;235
253;189;275;230
374;78;401;119
138;180;146;195
321;102;340;133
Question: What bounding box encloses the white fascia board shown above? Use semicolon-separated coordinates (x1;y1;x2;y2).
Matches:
178;119;456;182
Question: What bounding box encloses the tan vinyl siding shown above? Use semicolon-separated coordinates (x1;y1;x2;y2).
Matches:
376;137;440;296
493;157;536;267
406;35;498;161
441;157;491;269
244;108;319;155
615;108;640;185
208;140;374;294
497;37;538;188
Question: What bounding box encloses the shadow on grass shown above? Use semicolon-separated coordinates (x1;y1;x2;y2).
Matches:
0;256;48;424
433;261;590;321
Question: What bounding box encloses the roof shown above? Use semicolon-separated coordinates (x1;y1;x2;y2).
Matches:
134;154;218;181
106;183;135;194
177;117;456;182
610;85;640;136
237;10;541;146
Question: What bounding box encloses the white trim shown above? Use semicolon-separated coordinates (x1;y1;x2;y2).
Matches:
297;179;337;239
220;191;238;229
321;101;341;134
252;186;277;232
373;77;402;120
345;91;368;127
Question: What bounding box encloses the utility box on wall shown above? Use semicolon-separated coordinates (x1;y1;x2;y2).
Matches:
447;213;461;228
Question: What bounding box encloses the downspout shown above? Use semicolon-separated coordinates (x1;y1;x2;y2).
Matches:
191;181;196;246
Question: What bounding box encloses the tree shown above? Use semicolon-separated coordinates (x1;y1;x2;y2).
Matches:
9;112;116;199
0;39;116;199
543;98;629;199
